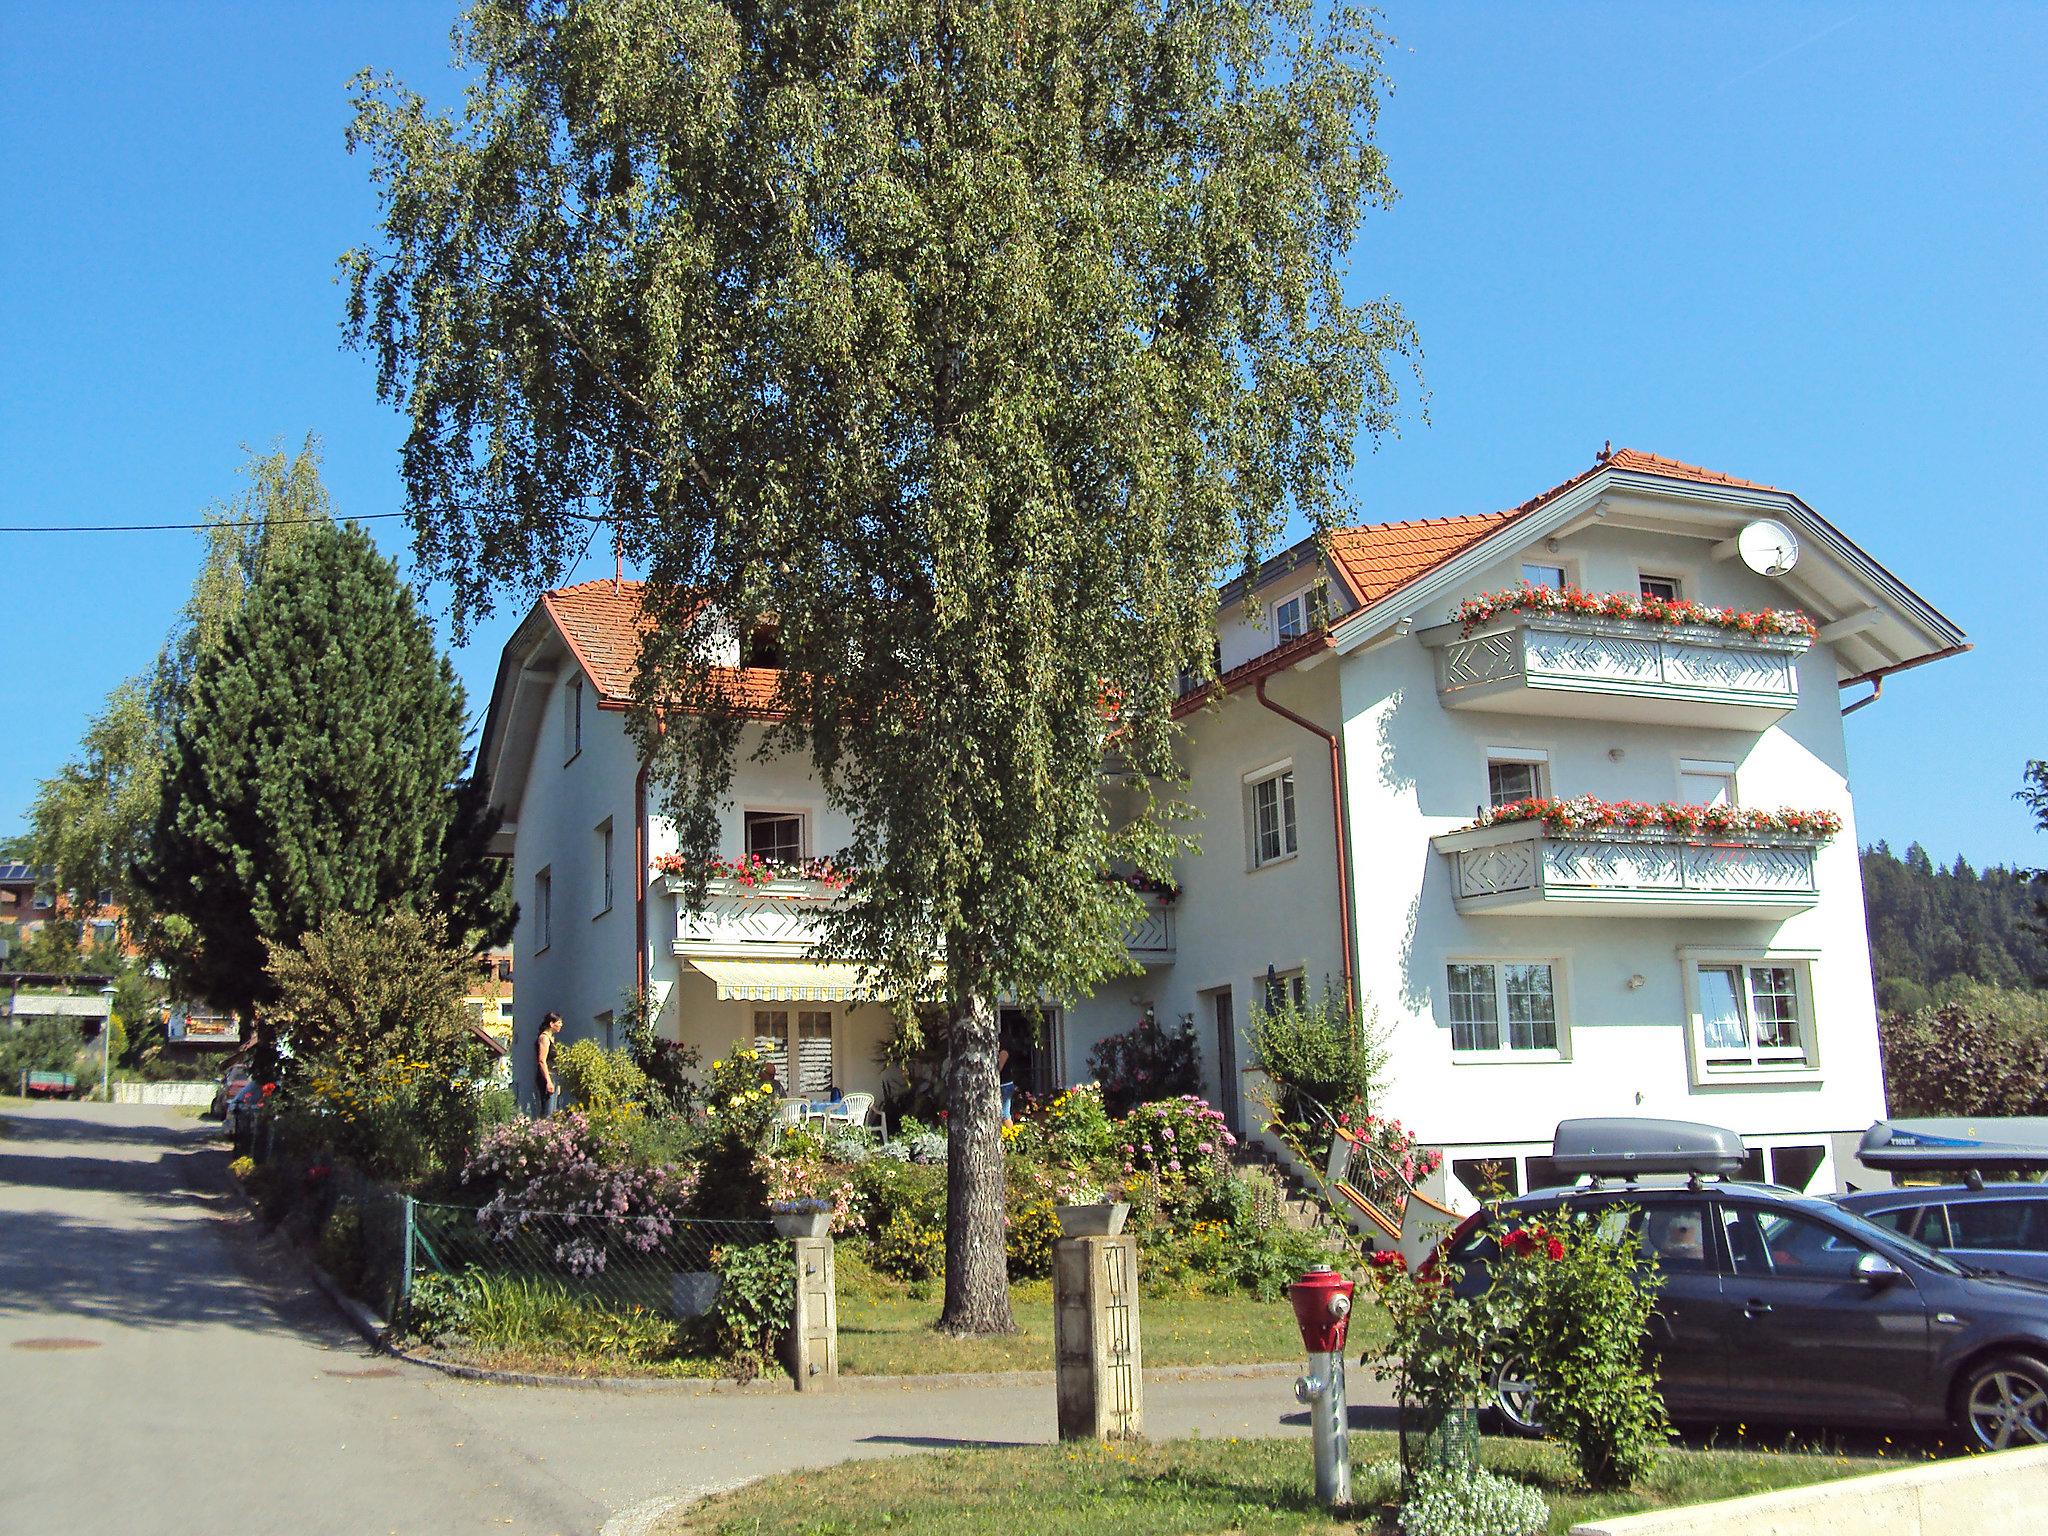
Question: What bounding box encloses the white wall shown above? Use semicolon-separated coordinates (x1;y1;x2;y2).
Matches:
1336;519;1885;1183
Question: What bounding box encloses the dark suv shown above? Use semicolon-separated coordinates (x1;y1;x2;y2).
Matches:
1441;1177;2048;1450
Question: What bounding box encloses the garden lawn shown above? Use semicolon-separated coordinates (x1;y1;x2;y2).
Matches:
659;1431;1890;1535
835;1264;1379;1376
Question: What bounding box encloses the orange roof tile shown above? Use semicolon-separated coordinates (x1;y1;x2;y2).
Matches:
1326;447;1775;612
540;579;781;716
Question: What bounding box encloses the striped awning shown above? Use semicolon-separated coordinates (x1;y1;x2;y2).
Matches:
690;958;874;1002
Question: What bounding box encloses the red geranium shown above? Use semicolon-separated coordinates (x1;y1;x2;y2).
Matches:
1504;1225;1564;1262
1367;1248;1406;1271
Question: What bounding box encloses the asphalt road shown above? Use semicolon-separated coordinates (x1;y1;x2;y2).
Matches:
0;1102;1351;1536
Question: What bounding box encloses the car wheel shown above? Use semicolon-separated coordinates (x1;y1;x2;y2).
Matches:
1957;1351;2048;1451
1490;1350;1545;1438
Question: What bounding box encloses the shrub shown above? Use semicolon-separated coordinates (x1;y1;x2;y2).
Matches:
292;1054;479;1186
228;1155;257;1181
463;1112;699;1275
1500;1212;1670;1490
871;1210;946;1281
317;1198;365;1290
895;1120;949;1166
758;1133;863;1235
0;1018;86;1082
1115;1096;1235;1203
702;1045;782;1147
1879;1002;2048;1116
850;1155;945;1236
403;1267;682;1366
1397;1465;1547;1536
263;908;475;1082
553;1038;650;1117
1341;1112;1442;1211
1002;1164;1061;1279
710;1240;796;1380
1251;987;1389;1128
1034;1083;1116;1165
1088;1013;1202;1116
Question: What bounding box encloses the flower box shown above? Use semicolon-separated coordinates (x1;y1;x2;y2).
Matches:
1055;1201;1130;1238
770;1203;833;1239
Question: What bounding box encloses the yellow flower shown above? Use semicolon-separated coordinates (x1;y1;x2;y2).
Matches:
757;1083;773;1095
712;1060;723;1070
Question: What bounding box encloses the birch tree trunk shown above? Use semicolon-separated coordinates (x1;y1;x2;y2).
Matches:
938;984;1016;1335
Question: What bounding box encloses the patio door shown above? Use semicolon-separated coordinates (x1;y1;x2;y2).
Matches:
998;1006;1060;1097
752;1007;836;1097
1212;988;1240;1132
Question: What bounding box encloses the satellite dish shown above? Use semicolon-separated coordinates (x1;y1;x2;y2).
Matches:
1736;519;1799;577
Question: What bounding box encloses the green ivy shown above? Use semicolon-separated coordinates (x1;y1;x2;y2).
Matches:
711;1241;795;1379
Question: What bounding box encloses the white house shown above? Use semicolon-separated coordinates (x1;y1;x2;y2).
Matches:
475;447;1965;1202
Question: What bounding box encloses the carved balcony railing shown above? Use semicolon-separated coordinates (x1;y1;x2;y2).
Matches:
1432;823;1822;919
666;874;842;958
1416;612;1809;728
1126;902;1176;963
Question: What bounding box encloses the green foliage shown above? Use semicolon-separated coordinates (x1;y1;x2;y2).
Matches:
710;1241;796;1378
0;1019;86;1082
136;517;512;1022
266;908;476;1081
1397;1465;1548;1536
553;1038;650;1117
346;0;1420;1333
1861;841;2047;1006
317;1198;366;1292
404;1266;683;1367
624;989;701;1115
21;677;162;931
1037;1084;1116;1166
871;1211;947;1283
1364;1250;1523;1451
1880;1002;2048;1116
1250;986;1390;1131
1502;1213;1671;1492
1003;1190;1060;1281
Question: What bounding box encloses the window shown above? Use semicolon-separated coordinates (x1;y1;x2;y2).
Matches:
1247;766;1298;867
1452;1156;1519;1201
1275;593;1307;641
744;811;805;864
743;621;784;668
1946;1200;2048;1254
753;1007;834;1097
1521;561;1567;591
596;820;614;915
1263;969;1308;1013
1629;1199;1716;1275
1446;962;1559;1053
1487;758;1546;810
497;957;514;982
1638;573;1683;603
564;675;583;761
1769;1144;1826;1193
1679;759;1737;808
499;1000;514;1020
534;867;552;952
1694;961;1809;1069
595;1010;615;1050
1720;1205;1874;1281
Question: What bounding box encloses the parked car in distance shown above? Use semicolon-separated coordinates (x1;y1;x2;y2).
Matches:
1836;1185;2048;1284
207;1062;252;1121
1436;1117;2048;1451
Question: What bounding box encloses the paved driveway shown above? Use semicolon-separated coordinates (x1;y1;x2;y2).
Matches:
0;1103;1345;1536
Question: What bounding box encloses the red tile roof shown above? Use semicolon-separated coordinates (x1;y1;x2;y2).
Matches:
1326;447;1774;612
540;580;781;716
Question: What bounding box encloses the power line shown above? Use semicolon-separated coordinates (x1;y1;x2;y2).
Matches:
0;511;414;534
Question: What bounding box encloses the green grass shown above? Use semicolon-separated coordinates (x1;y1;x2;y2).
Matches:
660;1432;1890;1535
834;1257;1370;1376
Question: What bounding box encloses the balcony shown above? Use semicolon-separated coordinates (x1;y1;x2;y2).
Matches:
667;874;840;957
1126;902;1176;964
1433;822;1821;919
1417;611;1808;728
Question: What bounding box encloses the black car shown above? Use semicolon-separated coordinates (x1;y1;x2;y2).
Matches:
1837;1183;2048;1285
1437;1119;2048;1451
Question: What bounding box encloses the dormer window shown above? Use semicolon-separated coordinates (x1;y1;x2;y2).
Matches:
1275;593;1306;641
743;620;784;668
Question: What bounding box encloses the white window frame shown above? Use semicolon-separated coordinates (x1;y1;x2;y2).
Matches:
1680;948;1821;1086
596;819;615;916
1485;746;1551;811
564;674;583;763
1243;759;1300;869
534;866;553;953
1443;955;1570;1061
1272;587;1311;642
743;808;809;864
1678;758;1738;808
752;1006;837;1097
1518;559;1572;591
1637;571;1685;603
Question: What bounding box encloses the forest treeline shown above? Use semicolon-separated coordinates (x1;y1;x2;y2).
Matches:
1861;841;2045;1012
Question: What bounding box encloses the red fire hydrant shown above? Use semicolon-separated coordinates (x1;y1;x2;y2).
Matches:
1290;1265;1355;1506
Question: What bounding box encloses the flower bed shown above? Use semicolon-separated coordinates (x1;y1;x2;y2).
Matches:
1454;584;1816;640
1467;795;1842;841
650;851;849;888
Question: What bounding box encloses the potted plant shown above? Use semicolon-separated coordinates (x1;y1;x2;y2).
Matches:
769;1197;833;1238
1054;1180;1129;1238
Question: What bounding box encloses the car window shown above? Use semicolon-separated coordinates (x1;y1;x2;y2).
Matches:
1630;1200;1716;1274
1947;1200;2047;1253
1720;1205;1875;1280
1859;1204;1921;1237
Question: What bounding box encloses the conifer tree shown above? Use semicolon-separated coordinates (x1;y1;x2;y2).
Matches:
137;520;513;1028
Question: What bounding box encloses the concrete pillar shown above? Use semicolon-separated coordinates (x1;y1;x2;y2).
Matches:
786;1235;838;1391
1053;1234;1143;1440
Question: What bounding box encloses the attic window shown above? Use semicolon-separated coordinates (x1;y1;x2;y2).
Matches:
743;621;784;668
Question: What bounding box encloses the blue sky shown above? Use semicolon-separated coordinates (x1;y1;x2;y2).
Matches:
3;2;2043;866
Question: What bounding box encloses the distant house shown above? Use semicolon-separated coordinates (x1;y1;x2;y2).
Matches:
1;971;116;1047
474;448;1966;1206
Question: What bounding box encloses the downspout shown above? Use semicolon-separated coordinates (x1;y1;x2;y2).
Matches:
1840;676;1882;716
1254;676;1356;1014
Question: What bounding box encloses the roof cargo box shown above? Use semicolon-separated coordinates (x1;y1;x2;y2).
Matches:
1858;1118;2048;1173
1550;1118;1746;1180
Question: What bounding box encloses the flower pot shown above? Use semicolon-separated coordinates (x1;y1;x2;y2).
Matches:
1055;1201;1129;1238
669;1270;723;1319
771;1208;832;1238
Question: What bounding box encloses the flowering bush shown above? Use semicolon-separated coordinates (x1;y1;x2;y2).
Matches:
871;1210;945;1280
1397;1465;1548;1536
1470;795;1843;842
701;1046;783;1144
1035;1083;1117;1165
1342;1111;1443;1212
1117;1096;1235;1197
650;851;849;889
757;1129;863;1236
463;1112;699;1277
1088;1012;1202;1116
1454;583;1815;641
